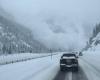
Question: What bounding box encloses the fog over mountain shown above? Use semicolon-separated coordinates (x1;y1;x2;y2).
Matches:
0;0;100;51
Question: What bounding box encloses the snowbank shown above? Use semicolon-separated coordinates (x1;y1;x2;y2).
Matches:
80;51;100;80
0;53;61;80
0;53;59;65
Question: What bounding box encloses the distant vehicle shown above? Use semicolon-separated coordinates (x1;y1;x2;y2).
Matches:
60;53;78;71
79;52;83;56
71;52;79;58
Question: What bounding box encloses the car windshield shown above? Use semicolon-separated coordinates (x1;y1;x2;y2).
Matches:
0;0;100;80
63;54;76;57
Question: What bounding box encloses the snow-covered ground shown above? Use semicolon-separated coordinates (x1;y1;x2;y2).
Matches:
0;53;62;80
0;53;58;65
1;51;100;80
79;50;100;80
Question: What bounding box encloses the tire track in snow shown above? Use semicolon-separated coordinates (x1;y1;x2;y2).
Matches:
53;70;73;80
65;71;72;80
82;58;100;73
22;65;51;80
72;66;88;80
53;66;88;80
81;58;100;79
53;70;66;80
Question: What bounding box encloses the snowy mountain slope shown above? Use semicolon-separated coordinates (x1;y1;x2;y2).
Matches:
0;8;48;54
90;32;100;51
86;23;100;51
79;23;100;80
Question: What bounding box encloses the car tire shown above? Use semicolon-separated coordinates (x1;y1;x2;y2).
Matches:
73;67;78;72
75;67;78;72
60;67;64;71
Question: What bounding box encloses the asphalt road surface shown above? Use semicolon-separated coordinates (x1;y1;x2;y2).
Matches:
53;66;88;80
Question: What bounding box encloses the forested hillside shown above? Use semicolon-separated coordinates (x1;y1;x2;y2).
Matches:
0;8;48;54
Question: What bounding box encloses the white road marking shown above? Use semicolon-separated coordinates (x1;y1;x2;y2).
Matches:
65;71;72;80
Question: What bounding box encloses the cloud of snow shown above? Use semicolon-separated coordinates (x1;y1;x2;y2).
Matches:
0;0;100;51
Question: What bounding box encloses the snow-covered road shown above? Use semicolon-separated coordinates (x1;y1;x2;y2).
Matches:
53;51;100;80
0;54;62;80
0;52;100;80
53;58;88;80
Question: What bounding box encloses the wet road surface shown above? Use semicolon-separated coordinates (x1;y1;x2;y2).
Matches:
53;66;88;80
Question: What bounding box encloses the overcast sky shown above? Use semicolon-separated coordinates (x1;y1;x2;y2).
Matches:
0;0;100;51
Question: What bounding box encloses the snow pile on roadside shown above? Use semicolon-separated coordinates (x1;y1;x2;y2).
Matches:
0;53;61;80
32;64;59;80
80;51;100;80
0;53;58;65
31;55;60;80
83;51;100;68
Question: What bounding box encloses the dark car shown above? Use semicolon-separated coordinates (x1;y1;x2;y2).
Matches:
60;53;78;71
